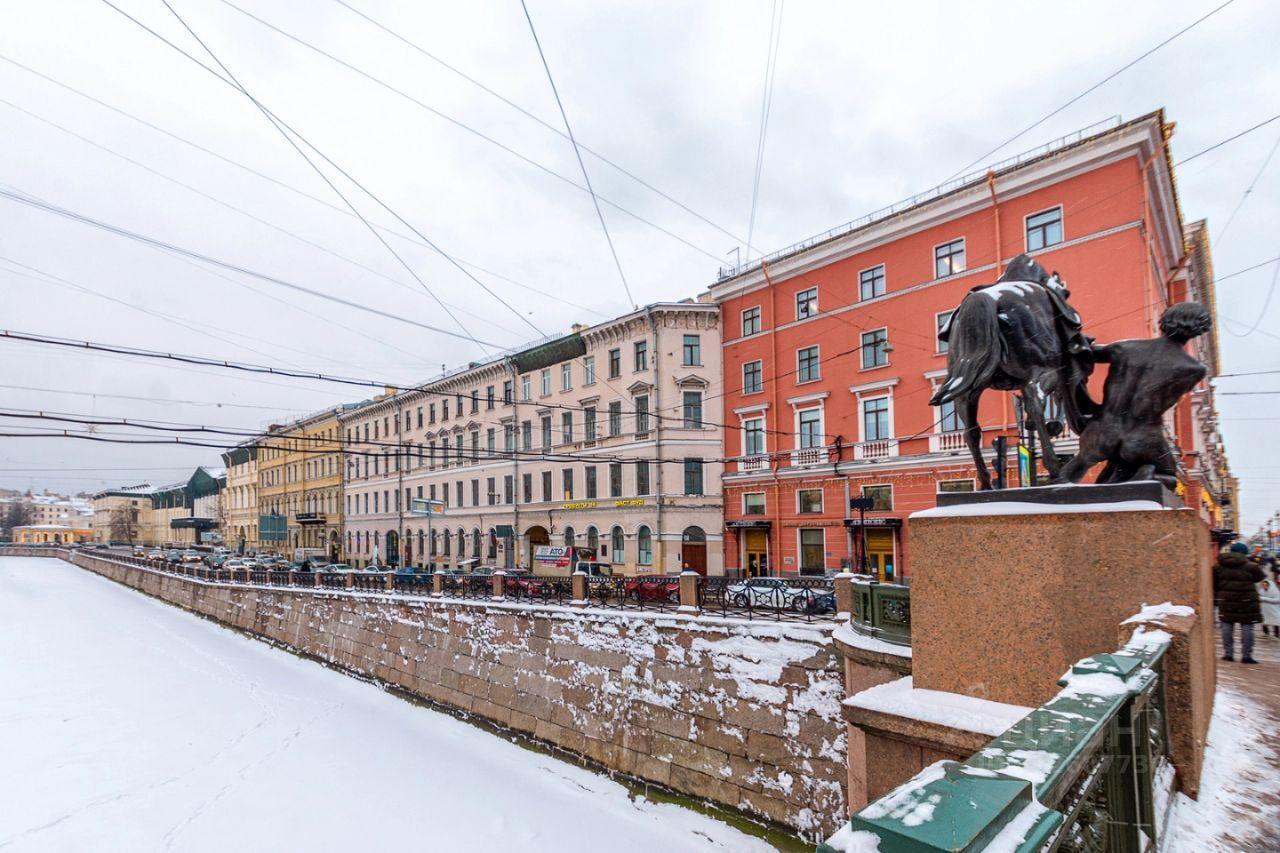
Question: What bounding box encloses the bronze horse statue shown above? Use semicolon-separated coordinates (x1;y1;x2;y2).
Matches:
930;255;1096;490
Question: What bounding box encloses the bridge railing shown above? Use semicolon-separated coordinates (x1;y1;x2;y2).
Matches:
848;578;912;646
821;630;1174;852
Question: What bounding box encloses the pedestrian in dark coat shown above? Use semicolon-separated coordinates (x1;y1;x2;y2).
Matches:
1214;542;1264;663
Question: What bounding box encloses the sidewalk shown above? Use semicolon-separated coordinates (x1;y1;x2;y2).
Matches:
1164;629;1280;851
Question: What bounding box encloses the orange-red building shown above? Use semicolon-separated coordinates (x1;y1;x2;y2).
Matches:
709;112;1231;580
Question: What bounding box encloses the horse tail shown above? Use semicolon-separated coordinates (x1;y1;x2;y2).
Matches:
929;293;1003;406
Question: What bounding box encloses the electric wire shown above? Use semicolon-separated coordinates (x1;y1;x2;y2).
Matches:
745;0;783;261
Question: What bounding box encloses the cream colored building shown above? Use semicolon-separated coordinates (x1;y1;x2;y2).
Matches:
90;485;152;543
341;301;725;575
220;444;259;554
257;407;347;561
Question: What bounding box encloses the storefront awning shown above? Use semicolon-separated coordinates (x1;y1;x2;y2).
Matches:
726;519;771;529
843;516;903;528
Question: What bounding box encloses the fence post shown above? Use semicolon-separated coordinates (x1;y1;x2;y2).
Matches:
678;570;701;614
432;572;444;597
834;572;855;621
344;571;355;590
288;570;296;587
313;570;323;589
571;570;588;608
492;570;505;600
384;571;396;592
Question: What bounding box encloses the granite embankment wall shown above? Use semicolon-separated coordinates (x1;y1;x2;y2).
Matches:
63;551;847;837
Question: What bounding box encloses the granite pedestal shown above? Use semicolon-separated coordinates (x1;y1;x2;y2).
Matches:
909;503;1213;707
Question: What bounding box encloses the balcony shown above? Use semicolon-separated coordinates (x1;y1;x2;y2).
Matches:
790;446;831;467
928;431;967;453
738;455;769;473
852;439;899;460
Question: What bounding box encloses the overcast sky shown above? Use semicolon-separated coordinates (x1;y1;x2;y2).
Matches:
1;0;1277;531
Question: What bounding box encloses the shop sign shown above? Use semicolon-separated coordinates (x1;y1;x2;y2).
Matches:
614;499;644;507
562;501;598;510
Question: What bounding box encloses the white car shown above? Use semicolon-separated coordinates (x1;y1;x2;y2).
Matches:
725;577;828;611
224;559;246;571
180;549;203;563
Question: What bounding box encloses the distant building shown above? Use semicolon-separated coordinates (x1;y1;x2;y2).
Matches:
12;524;92;544
90;484;153;543
340;302;724;575
256;407;347;561
220;444;259;554
138;468;226;546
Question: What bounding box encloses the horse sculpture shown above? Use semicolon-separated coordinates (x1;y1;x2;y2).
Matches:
930;255;1096;490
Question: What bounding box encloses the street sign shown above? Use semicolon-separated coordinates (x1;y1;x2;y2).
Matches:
409;498;445;516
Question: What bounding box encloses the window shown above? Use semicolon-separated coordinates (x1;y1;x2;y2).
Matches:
743;417;765;455
938;479;975;493
859;265;885;301
541;415;552;449
795;287;818;320
470;390;479;413
475;479;483;506
637;526;653;564
741;306;761;336
1026;206;1063;251
862;484;892;510
611;527;624;563
608;348;621;379
799;529;825;575
743;360;763;394
486;386;494;409
486;428;495;455
561;363;572;391
682;334;700;366
521;420;532;451
863;396;891;441
798;489;824;513
504;423;515;453
521;375;531;401
797;346;821;382
609;463;623;497
541;471;552;502
743;493;765;515
636;461;650;495
585;466;598;499
936;310;954;354
584;407;597;442
502;380;513;404
562;469;574;500
540;368;551;397
682;391;703;428
504;475;514;504
561;412;573;444
416;407;423;428
608;401;622;436
683;458;704;495
798;408;823;449
938;397;964;432
934;238;965;278
633;340;648;371
861;328;889;368
635;395;650;434
583;356;596;385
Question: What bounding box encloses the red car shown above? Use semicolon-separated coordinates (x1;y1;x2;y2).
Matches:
624;575;680;603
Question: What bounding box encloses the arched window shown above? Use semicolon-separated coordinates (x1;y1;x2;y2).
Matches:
487;529;498;560
417;530;424;563
472;528;482;560
430;530;438;557
457;528;466;557
586;526;599;554
564;526;576;547
637;526;653;565
443;531;451;556
610;526;624;564
682;526;706;543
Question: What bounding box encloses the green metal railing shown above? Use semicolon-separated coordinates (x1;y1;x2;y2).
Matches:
848;578;911;646
821;631;1174;852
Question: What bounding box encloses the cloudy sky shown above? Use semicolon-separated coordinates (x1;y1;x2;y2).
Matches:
1;0;1277;531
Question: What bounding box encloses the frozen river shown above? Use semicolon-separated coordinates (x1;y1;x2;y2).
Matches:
0;557;775;852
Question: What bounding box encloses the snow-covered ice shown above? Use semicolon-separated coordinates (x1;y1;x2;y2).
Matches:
0;557;775;852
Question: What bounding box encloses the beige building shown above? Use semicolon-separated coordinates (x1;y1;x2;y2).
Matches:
257;407;347;561
90;485;153;543
220;444;258;554
341;301;725;575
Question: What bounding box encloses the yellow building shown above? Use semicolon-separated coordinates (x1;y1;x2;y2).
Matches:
13;524;92;544
257;406;348;561
221;444;259;554
90;485;152;543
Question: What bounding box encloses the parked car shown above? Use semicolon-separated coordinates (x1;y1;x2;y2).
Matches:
145;549;164;561
132;546;147;557
180;549;202;563
238;558;258;570
624;574;680;603
575;561;612;577
725;577;830;611
224;559;246;571
322;563;352;572
164;549;183;562
206;554;228;568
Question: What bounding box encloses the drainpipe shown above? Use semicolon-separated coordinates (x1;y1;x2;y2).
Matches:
763;260;784;575
506;359;520;570
644;307;664;572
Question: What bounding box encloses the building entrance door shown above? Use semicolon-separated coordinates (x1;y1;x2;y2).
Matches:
744;530;768;577
864;528;895;581
681;527;707;575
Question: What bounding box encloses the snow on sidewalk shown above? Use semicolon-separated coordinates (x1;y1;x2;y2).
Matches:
0;557;776;853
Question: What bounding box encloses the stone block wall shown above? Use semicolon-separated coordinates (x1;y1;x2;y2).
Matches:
67;552;847;837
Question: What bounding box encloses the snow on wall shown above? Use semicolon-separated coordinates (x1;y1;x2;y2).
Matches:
69;552;848;838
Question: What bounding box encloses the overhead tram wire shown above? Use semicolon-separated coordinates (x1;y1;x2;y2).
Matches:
0;382;311;413
0;54;609;320
519;0;634;308
745;0;783;262
106;1;542;345
942;0;1238;181
153;0;490;354
0;186;505;349
206;0;730;266
1216;128;1280;244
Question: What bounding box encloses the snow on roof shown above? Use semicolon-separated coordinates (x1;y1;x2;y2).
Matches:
911;499;1168;519
844;676;1031;737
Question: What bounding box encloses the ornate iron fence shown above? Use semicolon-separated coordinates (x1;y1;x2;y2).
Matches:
848;579;912;645
822;632;1175;852
392;572;433;595
586;575;681;611
438;573;491;601
350;572;388;593
698;576;836;622
318;572;345;590
503;574;574;606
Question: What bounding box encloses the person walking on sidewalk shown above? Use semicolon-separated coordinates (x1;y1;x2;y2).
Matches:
1258;575;1280;638
1214;542;1264;663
